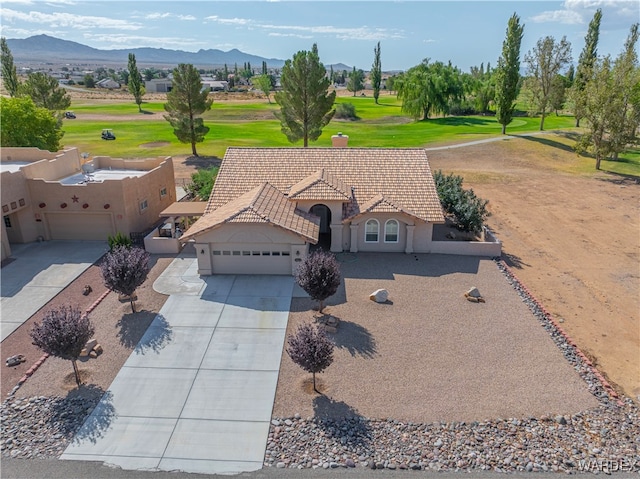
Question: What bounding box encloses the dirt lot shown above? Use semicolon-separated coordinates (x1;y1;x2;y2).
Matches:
425;135;639;402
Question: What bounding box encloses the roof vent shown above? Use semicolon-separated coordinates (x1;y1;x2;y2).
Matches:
331;132;349;148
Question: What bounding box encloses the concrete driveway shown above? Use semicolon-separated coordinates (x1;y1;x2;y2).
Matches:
1;241;108;341
61;255;294;475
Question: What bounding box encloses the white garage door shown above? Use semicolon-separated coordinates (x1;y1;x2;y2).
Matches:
47;213;114;240
212;243;292;275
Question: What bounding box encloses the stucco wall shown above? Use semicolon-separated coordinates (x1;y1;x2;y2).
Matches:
1;147;64;162
20;149;81;181
1;170;30;214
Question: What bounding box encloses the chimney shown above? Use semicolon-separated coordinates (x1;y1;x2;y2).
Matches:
331;132;349;148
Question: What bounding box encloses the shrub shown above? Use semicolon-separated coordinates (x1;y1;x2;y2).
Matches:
334;102;359;120
433;169;490;234
30;305;95;387
294;250;341;313
107;231;132;250
100;246;150;312
286;322;334;393
186;166;218;201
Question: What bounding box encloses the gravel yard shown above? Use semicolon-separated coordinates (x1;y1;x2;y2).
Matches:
274;253;598;423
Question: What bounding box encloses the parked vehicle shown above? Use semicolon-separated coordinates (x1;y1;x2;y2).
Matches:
64;111;76;119
101;129;116;140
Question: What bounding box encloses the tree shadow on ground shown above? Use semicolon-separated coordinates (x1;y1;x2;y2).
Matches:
117;311;171;351
514;134;575;153
596;168;640;185
184;156;222;170
50;384;115;445
316;314;377;359
502;252;530;270
312;395;372;451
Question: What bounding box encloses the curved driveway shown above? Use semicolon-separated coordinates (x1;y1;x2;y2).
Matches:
61;253;294;475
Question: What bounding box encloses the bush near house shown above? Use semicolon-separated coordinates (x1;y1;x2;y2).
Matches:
433;170;490;234
186;166;219;201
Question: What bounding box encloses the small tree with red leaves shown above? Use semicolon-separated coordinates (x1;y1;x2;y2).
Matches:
286;322;334;393
294;250;341;313
100;245;150;312
30;305;94;387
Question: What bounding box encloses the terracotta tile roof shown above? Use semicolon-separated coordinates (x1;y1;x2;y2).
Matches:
288;169;352;201
344;193;423;221
182;182;320;242
207;148;444;223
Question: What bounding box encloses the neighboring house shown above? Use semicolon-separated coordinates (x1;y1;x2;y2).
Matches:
145;79;173;93
181;135;446;275
96;78;121;89
1;147;176;261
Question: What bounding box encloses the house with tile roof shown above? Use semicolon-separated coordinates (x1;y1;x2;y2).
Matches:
181;137;447;275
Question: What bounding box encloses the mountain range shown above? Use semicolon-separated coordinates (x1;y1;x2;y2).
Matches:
6;34;289;68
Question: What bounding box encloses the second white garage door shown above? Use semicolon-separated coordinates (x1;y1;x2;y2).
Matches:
47;213;114;240
211;243;292;275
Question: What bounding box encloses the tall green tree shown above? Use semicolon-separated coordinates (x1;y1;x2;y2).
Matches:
127;53;145;113
1;37;20;97
396;59;464;120
572;9;602;127
347;66;365;97
164;63;212;157
254;74;273;103
575;24;639;169
371;41;382;104
1;96;63;151
608;23;640;161
524;35;572;130
494;13;525;134
21;72;71;112
274;44;335;147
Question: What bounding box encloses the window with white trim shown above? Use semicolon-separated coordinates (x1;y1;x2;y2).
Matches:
384;219;399;243
365;219;379;242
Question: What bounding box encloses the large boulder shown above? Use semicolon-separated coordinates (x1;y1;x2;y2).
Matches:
464;287;485;303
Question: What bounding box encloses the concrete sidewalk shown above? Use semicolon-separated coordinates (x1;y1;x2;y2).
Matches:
1;241;107;341
61;254;293;475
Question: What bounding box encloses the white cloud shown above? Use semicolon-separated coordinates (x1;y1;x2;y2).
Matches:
260;23;404;41
82;33;205;50
144;12;195;21
1;8;142;30
204;15;251;25
268;32;313;39
530;0;639;27
423;39;437;44
0;0;34;4
530;9;584;25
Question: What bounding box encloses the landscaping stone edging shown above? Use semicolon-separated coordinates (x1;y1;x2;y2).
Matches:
7;290;110;397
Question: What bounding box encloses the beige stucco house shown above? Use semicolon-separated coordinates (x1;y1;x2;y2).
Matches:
182;139;446;275
1;147;176;261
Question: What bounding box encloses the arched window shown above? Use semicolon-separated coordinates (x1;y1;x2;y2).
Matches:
365;219;379;242
385;219;399;243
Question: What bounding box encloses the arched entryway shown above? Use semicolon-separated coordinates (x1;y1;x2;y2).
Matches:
309;204;331;250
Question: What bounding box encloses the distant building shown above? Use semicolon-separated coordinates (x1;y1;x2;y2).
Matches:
96;78;121;89
1;147;175;261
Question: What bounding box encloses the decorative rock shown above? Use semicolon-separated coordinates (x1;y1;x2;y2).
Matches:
93;344;103;355
78;348;89;358
85;338;98;351
464;287;486;303
5;355;26;367
369;289;389;303
89;351;98;359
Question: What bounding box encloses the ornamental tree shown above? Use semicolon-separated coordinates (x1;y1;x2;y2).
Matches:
286;322;334;393
294;250;341;313
100;246;150;312
30;306;95;387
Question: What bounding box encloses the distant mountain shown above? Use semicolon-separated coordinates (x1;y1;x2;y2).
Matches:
6;34;286;68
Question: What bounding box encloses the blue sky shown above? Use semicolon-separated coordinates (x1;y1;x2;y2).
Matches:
1;1;638;71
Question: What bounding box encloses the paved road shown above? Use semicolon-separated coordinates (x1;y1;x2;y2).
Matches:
61;255;294;475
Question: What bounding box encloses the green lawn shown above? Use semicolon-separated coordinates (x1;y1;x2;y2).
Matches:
61;96;639;177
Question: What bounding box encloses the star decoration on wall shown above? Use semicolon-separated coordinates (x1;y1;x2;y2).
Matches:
71;195;79;203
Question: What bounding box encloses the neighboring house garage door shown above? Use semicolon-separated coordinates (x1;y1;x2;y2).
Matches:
47;213;114;240
212;243;292;275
